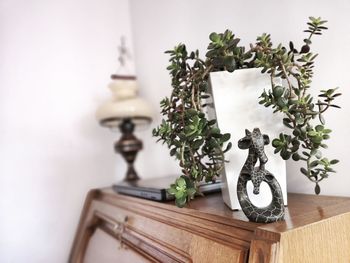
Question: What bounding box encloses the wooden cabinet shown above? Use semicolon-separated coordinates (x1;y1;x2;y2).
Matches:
70;188;350;263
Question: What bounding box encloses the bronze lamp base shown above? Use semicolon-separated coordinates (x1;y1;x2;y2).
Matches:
114;118;142;181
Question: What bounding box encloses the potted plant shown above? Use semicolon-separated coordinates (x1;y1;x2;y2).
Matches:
153;17;341;207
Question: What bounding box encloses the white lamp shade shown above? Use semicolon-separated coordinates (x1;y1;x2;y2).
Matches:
96;78;153;128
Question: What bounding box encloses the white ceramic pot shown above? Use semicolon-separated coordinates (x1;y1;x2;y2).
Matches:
208;68;287;210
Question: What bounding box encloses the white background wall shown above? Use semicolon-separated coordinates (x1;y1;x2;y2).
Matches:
0;0;133;262
1;0;350;262
129;0;350;196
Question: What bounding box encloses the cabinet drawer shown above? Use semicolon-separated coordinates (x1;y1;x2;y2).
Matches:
91;200;246;263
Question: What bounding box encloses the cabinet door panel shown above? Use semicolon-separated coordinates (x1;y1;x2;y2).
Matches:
84;228;150;263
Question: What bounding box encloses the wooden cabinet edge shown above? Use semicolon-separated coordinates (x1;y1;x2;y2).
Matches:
100;189;258;231
69;189;100;263
248;239;279;263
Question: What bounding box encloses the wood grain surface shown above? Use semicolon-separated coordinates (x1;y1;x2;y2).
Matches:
70;188;350;263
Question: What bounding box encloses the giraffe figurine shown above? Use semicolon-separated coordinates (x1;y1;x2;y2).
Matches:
237;128;285;223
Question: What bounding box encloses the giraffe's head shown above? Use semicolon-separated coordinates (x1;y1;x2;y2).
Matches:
238;128;270;164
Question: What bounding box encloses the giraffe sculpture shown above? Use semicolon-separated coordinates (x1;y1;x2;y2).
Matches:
237;128;285;223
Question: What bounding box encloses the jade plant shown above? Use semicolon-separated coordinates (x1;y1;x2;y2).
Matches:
153;17;341;207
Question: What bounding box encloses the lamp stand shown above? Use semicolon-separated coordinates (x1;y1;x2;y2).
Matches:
114;118;142;181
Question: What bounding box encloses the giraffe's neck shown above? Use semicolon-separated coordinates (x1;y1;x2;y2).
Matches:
242;148;257;173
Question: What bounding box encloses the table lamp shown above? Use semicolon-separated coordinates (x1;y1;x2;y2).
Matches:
96;39;153;181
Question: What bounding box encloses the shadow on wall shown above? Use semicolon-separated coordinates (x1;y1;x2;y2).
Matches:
54;111;124;261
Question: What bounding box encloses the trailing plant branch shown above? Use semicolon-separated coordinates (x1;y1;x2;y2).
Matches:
255;17;341;194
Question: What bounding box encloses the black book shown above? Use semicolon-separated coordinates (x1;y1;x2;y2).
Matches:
113;176;222;201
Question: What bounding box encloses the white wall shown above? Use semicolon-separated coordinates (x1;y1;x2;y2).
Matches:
129;0;350;196
0;0;133;262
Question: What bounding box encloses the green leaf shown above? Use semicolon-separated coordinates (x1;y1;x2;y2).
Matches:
323;134;330;140
221;133;231;142
211;127;221;135
304;38;312;45
296;117;304;125
207;138;217;148
283;118;293;129
175;196;187;207
292;153;300;161
314;183;321;195
319;114;325;125
228;38;240;47
208;119;217;126
226;65;235;73
206;50;216;58
209;32;220;42
330;159;339;165
300;167;308;176
152;128;157;136
192;139;204;149
311;136;323;144
315;125;324;132
281;150;291;160
310;160;319;168
175;190;184;199
302;151;311;157
273;86;284;98
170;148;177;156
167;187;177;195
272;138;281;147
223;142;232;153
224;56;236;67
187;109;198;117
308;130;317;137
292;129;301;137
277;97;288;108
300;44;310;54
176;177;186;187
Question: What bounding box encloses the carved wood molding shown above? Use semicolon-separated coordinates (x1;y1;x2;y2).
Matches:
98;191;255;250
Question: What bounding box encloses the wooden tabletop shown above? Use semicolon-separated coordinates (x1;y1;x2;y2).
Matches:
100;188;350;235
